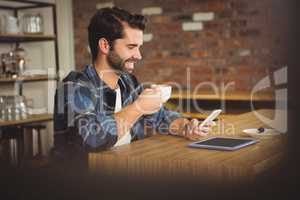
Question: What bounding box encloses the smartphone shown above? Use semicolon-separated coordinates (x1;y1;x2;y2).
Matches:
199;109;222;127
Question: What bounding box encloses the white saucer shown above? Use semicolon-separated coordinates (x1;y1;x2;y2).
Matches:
243;128;281;137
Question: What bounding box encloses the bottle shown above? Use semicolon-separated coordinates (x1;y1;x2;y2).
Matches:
14;44;26;76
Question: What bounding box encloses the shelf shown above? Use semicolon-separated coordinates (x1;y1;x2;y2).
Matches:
0;0;55;9
0;75;57;83
0;34;56;43
0;2;59;129
0;113;53;127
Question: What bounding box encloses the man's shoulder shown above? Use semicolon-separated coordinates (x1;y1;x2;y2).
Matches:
61;65;94;86
62;71;79;82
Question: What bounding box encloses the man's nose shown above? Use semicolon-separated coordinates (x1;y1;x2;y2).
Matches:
133;49;142;60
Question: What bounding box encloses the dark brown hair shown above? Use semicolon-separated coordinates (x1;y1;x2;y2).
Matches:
88;7;147;61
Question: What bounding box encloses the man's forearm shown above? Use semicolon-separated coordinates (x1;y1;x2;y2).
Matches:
114;102;143;140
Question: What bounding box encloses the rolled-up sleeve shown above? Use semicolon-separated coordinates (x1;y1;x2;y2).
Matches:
144;106;182;135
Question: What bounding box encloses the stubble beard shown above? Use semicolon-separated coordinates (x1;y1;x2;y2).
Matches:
107;50;128;75
107;50;138;74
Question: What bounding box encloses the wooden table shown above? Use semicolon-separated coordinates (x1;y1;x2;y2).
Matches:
0;113;53;127
0;75;57;84
0;113;53;165
88;110;287;182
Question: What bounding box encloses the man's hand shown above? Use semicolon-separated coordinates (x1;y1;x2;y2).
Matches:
169;118;216;140
134;86;163;115
183;119;216;140
115;86;163;140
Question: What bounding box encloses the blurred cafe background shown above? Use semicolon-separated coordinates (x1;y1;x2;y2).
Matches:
0;0;292;169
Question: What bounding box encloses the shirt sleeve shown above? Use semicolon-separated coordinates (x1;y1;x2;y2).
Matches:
127;74;182;135
65;82;118;150
143;106;182;135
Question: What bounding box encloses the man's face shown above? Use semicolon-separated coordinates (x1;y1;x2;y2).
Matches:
107;25;143;74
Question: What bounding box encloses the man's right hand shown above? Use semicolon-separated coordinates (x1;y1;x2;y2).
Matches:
134;87;163;115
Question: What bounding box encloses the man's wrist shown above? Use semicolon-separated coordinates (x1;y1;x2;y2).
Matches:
125;101;144;122
114;102;144;139
131;101;144;117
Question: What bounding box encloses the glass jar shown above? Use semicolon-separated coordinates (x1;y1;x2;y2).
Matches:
0;96;5;120
22;13;43;34
0;95;28;121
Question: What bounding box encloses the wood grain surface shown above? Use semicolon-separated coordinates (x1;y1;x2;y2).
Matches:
0;114;53;127
88;110;287;182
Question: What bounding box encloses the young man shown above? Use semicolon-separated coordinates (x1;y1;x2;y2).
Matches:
53;7;213;155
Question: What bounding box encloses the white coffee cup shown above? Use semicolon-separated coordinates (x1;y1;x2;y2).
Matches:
151;84;172;102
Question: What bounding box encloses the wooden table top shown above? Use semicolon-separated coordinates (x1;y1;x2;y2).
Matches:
0;113;53;127
89;109;287;181
170;90;275;101
0;75;57;83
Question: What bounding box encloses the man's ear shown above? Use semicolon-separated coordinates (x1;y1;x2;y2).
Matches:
98;38;110;55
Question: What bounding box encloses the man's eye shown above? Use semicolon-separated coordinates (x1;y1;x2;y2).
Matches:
128;46;135;50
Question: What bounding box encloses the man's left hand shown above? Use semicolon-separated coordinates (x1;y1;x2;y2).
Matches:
183;119;216;140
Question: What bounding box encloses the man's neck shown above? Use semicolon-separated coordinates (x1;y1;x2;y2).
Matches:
94;59;120;90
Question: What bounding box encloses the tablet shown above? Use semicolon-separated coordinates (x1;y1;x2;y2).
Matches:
188;137;259;151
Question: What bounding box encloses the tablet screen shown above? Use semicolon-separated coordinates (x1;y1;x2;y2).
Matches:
194;137;255;148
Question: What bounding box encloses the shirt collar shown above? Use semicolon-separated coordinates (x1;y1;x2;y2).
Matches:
84;64;128;92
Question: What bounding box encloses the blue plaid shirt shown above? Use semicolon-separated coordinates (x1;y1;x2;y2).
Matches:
53;65;182;152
